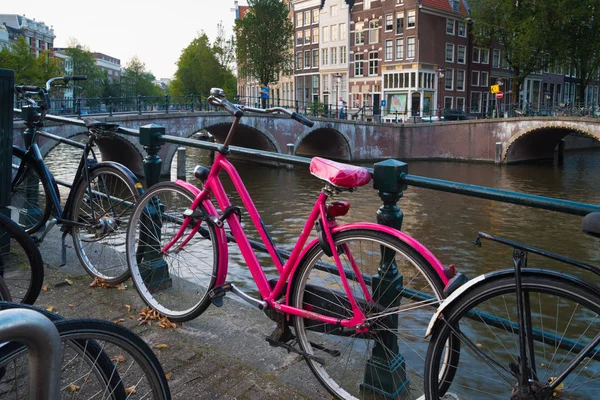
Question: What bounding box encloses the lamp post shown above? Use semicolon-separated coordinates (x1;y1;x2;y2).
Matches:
495;77;503;118
436;66;445;120
334;72;342;118
544;90;551;116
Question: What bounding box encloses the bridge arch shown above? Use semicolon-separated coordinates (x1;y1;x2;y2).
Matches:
503;123;600;163
295;127;352;161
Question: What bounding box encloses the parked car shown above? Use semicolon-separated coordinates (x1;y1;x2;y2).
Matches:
443;109;470;120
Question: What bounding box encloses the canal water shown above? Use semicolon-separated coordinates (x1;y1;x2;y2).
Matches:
45;137;600;290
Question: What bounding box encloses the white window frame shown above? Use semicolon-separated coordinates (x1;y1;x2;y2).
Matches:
456;97;465;111
456;69;465;91
340;23;347;40
458;21;466;37
322;48;328;66
481;49;490;64
457;45;466;64
355;53;364;76
385;40;393;60
323;26;329;42
493;49;500;68
471;70;480;87
444;96;453;110
368;51;379;76
407;37;416;59
385;14;393;31
445;68;454;90
396;38;404;60
446;43;455;63
480;71;489;87
471;92;482;113
446;19;455;35
407;10;416;29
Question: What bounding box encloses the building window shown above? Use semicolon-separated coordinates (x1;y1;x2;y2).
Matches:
369;51;379;75
364;0;371;9
340;23;347;40
331;47;337;64
396;12;404;34
369;20;379;43
331;24;338;41
480;71;489;87
446;19;455;35
444;97;453;110
312;9;319;24
304;51;311;69
330;4;338;15
313;27;319;43
407;10;416;28
296;52;303;69
481;49;490;64
355;53;364;76
493;49;500;68
322;48;328;66
472;47;480;63
385;14;393;31
313;49;319;67
471;70;480;86
385;40;393;60
304;11;310;25
296;31;303;46
407;37;415;58
445;68;454;90
445;43;455;63
396;0;404;4
305;29;311;44
457;45;466;64
355;22;364;45
456;70;465;91
458;21;466;37
451;0;460;12
471;92;482;113
296;13;302;27
456;97;465;111
396;38;404;59
323;26;329;42
340;46;347;64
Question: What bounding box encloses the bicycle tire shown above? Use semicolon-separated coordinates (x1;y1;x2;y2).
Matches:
126;182;219;321
289;228;457;400
424;271;600;400
0;212;44;304
10;146;53;234
71;165;141;284
0;318;170;399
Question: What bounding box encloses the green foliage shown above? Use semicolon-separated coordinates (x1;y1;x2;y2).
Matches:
0;36;62;84
64;45;104;97
121;56;163;97
234;0;293;86
171;33;236;97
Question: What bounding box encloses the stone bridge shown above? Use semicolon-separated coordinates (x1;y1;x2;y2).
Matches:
12;112;600;178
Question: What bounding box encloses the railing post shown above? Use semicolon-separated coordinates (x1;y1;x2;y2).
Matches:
138;124;171;290
361;159;409;397
176;147;187;180
191;95;195;112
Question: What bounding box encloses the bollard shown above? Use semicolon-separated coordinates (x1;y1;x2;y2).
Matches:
139;124;171;290
361;159;408;397
495;142;503;164
176;147;187;181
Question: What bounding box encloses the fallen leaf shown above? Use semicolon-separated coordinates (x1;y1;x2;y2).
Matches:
87;290;93;295
124;304;131;312
113;318;125;325
129;315;134;320
125;386;137;395
65;278;73;285
68;304;73;308
42;285;48;292
46;306;54;312
68;383;80;392
154;344;169;349
111;355;126;363
165;371;173;380
117;283;126;290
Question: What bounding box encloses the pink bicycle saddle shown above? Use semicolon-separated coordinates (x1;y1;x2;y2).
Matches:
309;157;372;189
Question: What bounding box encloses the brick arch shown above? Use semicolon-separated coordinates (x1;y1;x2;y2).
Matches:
294;127;352;161
503;123;600;163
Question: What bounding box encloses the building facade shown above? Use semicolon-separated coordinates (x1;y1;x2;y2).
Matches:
293;0;321;107
0;14;55;57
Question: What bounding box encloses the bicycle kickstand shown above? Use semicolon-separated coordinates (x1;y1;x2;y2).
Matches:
60;231;69;267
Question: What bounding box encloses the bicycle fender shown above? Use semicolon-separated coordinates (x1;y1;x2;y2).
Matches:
425;268;600;337
173;180;229;286
92;161;145;196
284;222;451;305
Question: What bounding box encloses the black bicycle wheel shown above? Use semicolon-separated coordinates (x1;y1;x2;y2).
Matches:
10;146;53;234
0;318;170;399
425;271;600;400
289;228;456;400
71;164;141;284
0;212;44;304
126;182;220;322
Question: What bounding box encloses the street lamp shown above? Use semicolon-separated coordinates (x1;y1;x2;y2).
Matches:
436;66;445;119
495;78;504;118
544;90;551;115
334;72;342;118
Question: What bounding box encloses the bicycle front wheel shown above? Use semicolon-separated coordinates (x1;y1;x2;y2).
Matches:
71;165;141;284
127;182;219;322
289;229;453;400
10;147;52;234
425;272;600;400
0;318;170;399
0;212;44;304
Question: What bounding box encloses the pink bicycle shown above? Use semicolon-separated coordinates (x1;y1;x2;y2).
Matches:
126;89;460;399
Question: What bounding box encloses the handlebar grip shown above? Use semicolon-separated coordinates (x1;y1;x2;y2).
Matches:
291;112;315;128
15;85;41;93
221;98;244;118
68;75;88;81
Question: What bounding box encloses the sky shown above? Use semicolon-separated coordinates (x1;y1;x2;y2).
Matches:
2;0;238;79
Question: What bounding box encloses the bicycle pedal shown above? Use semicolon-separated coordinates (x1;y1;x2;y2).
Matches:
208;283;233;307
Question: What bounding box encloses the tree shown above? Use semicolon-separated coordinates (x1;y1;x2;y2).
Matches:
0;36;37;84
213;21;236;72
234;0;293;86
121;56;162;97
469;0;562;101
63;44;104;98
557;0;600;102
171;33;236;96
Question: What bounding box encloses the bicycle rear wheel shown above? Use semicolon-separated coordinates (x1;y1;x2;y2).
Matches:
289;228;455;400
10;147;52;234
71;165;141;284
0;318;170;399
0;212;44;304
126;182;219;322
425;272;600;400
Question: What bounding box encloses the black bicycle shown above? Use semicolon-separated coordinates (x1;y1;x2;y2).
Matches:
424;212;600;399
11;75;143;284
